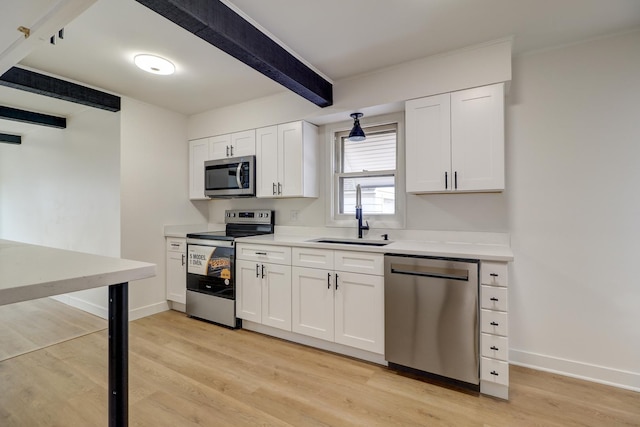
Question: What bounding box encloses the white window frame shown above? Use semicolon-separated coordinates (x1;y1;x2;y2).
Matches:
325;112;406;229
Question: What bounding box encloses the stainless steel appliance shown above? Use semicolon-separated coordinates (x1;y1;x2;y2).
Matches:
384;255;480;387
186;209;274;327
204;155;255;198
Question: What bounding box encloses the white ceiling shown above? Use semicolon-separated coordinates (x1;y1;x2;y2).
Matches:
3;0;640;119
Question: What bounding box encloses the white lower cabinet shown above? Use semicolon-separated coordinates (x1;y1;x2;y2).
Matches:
479;261;509;399
291;247;384;354
166;238;186;305
236;245;292;332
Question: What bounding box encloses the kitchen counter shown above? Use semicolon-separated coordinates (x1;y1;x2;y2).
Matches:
164;223;225;238
235;233;513;262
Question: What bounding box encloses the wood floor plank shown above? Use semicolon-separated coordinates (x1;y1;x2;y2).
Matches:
1;306;638;426
0;297;106;361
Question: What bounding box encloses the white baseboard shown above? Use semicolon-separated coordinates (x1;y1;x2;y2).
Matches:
51;294;108;319
510;348;640;392
51;295;169;321
129;301;170;321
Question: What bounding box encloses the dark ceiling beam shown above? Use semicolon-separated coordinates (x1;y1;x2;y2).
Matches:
0;133;22;144
134;0;333;108
0;105;66;129
0;67;121;112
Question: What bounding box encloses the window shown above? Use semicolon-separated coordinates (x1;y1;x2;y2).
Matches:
329;114;405;228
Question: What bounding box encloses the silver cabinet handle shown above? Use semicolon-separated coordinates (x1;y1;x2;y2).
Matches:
272;182;276;195
255;251;267;255
335;273;339;289
230;145;234;156
181;254;185;266
445;171;448;189
490;297;499;302
327;272;331;289
277;182;282;195
256;264;259;278
226;146;229;157
261;264;265;279
454;171;458;189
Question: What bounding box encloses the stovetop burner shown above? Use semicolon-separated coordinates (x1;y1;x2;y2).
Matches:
186;209;275;240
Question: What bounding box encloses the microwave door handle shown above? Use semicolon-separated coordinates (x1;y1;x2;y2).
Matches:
236;163;242;188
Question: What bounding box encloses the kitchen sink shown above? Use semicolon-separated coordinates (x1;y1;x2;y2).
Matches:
309;238;391;247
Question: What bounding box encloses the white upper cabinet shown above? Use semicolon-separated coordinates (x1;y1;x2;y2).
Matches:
451;84;505;192
209;130;255;160
255;125;280;197
188;138;209;200
405;83;505;193
208;134;232;160
256;121;319;198
405;93;451;193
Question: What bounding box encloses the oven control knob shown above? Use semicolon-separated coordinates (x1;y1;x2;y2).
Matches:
264;212;269;217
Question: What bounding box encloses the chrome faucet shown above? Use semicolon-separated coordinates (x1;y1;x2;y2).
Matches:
355;184;369;238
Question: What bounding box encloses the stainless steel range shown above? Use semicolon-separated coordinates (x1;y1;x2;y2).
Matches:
185;209;274;328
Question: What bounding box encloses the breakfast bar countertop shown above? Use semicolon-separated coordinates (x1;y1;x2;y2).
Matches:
0;239;156;306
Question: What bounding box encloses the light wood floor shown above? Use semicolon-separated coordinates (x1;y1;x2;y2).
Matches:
0;307;638;426
0;298;106;361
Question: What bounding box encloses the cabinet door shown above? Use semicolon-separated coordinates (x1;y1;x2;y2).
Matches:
279;121;303;197
189;138;209;200
261;263;292;331
166;240;186;304
256;125;279;197
405;94;451;193
334;272;384;354
231;130;256;157
236;260;262;323
291;267;334;341
451;83;504;192
209;134;232;160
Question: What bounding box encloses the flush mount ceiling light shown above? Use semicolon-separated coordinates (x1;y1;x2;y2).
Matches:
348;112;366;142
134;54;175;75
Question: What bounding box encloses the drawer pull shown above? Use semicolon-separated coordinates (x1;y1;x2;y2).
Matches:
490;370;499;376
490;273;499;277
490;297;499;302
255;252;267;255
490;346;499;351
490;321;499;326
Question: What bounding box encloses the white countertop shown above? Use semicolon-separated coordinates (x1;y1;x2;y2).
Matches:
0;239;156;306
235;233;514;262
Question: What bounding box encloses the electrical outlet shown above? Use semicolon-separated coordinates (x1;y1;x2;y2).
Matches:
290;210;299;222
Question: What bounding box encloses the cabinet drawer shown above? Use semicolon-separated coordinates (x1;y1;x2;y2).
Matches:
481;309;508;336
481;333;508;361
292;247;334;269
334;251;384;275
236;244;291;265
481;357;509;385
480;285;508;311
166;238;186;252
481;262;508;287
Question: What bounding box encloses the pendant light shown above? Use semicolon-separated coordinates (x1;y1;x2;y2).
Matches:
348;112;366;141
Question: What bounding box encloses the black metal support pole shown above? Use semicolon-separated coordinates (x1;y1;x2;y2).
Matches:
108;283;128;427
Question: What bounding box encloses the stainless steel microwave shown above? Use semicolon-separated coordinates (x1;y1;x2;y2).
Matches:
204;156;255;198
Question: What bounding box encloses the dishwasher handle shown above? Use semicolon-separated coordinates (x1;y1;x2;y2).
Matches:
390;265;469;281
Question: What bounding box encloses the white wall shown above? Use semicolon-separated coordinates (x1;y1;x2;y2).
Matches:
120;97;207;320
506;30;640;389
0;107;120;314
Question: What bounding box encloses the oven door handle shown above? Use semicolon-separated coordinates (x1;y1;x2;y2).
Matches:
236;163;243;189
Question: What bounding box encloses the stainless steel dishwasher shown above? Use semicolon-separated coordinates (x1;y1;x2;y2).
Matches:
384;255;479;387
